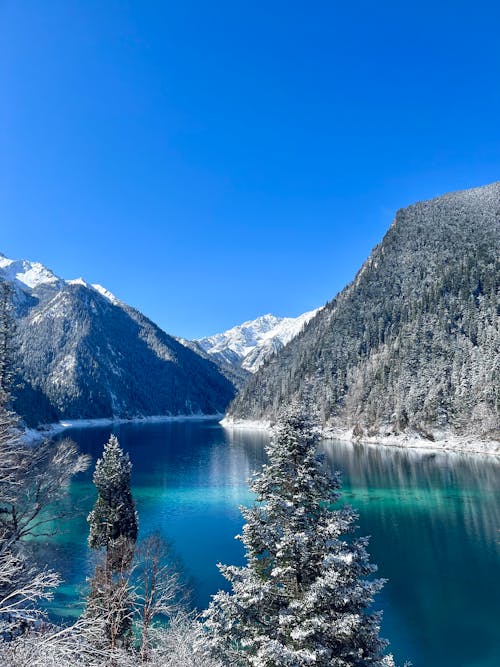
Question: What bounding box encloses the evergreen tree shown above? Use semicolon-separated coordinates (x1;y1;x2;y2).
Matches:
0;281;16;400
205;407;396;667
86;435;138;649
88;434;138;568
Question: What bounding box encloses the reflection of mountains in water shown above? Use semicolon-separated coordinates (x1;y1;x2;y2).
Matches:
214;428;500;552
321;439;500;551
207;427;268;501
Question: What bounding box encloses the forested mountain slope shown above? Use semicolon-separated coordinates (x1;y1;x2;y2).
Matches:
0;255;234;426
228;183;500;442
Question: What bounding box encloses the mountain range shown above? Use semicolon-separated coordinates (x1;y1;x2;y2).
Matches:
0;254;235;426
227;182;500;444
194;309;320;373
2;181;499;444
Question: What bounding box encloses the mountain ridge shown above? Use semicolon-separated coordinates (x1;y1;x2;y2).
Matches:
0;254;235;426
227;181;500;445
196;308;321;373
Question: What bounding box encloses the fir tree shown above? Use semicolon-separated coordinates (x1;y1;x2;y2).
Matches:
0;281;16;400
86;435;138;649
205;406;396;667
88;434;138;568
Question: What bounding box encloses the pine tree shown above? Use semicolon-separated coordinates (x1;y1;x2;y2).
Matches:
86;435;138;649
0;281;16;400
205;407;396;667
88;434;138;568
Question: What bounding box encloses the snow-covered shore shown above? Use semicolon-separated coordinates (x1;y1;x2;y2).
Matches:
220;417;500;457
23;413;500;457
23;413;224;443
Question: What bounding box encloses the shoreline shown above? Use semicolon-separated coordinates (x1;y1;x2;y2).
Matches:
23;413;500;457
23;413;224;443
220;417;500;458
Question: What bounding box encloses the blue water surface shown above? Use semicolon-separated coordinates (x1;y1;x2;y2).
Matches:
35;420;499;667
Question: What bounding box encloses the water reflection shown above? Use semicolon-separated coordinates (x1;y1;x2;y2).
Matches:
321;439;500;550
318;438;500;667
39;420;500;667
206;427;266;500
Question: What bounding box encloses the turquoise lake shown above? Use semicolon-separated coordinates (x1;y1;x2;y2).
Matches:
36;419;500;667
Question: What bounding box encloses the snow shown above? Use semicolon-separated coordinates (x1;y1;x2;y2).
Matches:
52;353;77;386
67;277;90;287
220;417;500;457
30;292;72;324
66;279;121;305
0;253;121;308
199;314;283;357
0;254;62;289
220;417;271;431
91;283;121;305
198;308;322;373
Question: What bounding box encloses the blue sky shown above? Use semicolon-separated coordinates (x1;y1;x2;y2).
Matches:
1;1;499;338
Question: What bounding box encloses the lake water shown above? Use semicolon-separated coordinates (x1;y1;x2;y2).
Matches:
36;420;500;667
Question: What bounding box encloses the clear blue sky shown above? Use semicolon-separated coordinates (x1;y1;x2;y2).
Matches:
1;1;499;338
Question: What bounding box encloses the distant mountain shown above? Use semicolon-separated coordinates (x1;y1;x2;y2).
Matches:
196;309;321;374
176;337;252;390
227;182;500;443
0;253;235;426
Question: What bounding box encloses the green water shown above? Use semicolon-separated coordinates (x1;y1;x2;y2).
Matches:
34;420;499;667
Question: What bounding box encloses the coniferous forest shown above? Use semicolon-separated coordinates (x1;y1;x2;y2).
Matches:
0;179;499;666
229;183;500;446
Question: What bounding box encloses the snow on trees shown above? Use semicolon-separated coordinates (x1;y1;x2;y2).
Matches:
86;435;138;649
87;434;138;569
0;279;89;636
205;406;396;667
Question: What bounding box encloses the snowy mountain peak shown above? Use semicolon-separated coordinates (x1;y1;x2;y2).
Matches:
2;251;234;425
91;283;121;305
0;255;62;290
197;308;321;373
0;253;122;308
67;277;90;288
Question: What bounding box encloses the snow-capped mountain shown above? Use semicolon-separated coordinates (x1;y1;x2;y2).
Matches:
0;253;63;290
196;309;321;374
91;283;121;305
0;254;121;305
0;253;234;426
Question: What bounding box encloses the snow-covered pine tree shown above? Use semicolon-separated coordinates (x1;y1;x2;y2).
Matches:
0;281;16;400
204;406;396;667
88;434;138;568
86;435;138;649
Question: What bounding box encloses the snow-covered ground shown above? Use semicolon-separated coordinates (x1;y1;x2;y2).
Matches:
197;308;321;373
220;417;500;457
23;410;500;457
